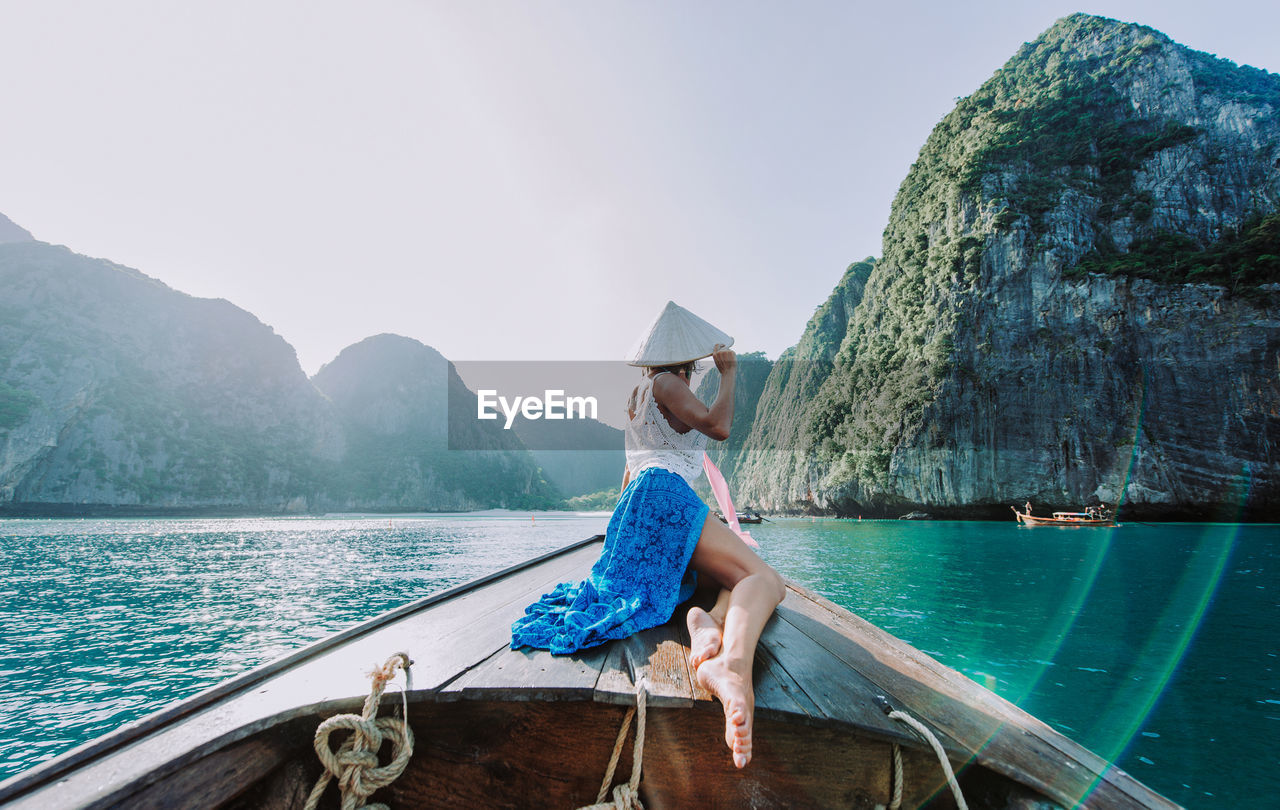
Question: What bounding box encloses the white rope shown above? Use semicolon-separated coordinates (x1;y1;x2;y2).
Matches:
882;702;968;810
305;652;414;810
577;679;648;810
595;708;635;803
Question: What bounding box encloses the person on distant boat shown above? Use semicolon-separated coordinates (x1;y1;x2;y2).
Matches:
510;301;785;769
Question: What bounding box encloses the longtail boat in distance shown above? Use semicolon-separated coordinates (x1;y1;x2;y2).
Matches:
1012;503;1117;527
715;510;765;524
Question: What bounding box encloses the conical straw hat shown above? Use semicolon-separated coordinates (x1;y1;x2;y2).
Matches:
626;301;734;366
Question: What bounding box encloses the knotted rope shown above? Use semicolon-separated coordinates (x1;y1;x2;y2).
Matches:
577;679;648;810
304;652;414;810
875;695;968;810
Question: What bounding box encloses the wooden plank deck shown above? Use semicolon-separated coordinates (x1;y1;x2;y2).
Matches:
0;536;1180;810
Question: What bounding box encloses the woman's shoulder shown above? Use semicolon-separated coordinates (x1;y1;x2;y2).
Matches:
649;371;681;399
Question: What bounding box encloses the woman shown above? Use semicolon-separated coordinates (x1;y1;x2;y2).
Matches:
511;301;785;769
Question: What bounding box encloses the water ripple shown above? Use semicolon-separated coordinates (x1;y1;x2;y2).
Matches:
0;513;607;779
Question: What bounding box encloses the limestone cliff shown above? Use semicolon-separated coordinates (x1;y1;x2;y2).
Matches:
729;261;872;510
734;14;1280;519
0;240;342;511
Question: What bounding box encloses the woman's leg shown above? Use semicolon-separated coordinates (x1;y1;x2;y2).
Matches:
687;515;786;768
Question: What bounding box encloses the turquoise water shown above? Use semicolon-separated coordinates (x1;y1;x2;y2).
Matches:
0;516;1275;808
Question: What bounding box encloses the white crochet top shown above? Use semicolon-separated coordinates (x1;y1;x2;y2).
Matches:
624;372;708;486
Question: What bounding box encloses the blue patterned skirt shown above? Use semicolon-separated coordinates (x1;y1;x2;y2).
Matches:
510;467;710;655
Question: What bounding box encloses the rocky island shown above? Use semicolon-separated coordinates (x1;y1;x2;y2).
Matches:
723;14;1280;519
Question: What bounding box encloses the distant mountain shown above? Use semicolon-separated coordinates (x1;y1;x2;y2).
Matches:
512;413;625;499
0;240;557;514
312;334;558;510
0;214;33;244
0;240;340;512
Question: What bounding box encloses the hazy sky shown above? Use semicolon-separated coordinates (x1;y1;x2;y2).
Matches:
2;1;1278;375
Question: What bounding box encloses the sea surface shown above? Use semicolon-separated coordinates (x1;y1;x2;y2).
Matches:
0;515;1275;808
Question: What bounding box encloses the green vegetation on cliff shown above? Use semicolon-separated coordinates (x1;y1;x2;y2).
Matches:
1070;212;1280;292
958;23;1200;228
936;14;1278;237
564;488;620;511
726;259;874;508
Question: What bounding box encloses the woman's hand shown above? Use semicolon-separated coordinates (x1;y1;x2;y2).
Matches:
712;343;736;376
651;345;737;441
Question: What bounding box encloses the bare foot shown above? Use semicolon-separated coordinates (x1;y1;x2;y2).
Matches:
686;606;723;669
695;654;754;768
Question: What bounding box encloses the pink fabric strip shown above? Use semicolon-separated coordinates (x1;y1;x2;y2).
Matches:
702;455;759;547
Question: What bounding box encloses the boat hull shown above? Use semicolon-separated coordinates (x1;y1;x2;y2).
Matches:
1015;513;1116;527
120;698;1042;810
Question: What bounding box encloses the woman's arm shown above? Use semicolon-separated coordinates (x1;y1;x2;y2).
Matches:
653;345;736;441
621;465;631;492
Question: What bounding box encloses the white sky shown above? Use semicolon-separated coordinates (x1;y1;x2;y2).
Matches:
2;1;1277;375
